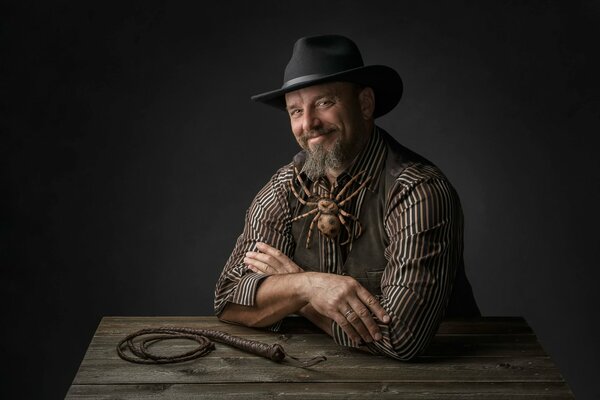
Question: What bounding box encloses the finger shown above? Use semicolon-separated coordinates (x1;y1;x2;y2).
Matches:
255;243;303;273
256;242;289;263
347;299;382;342
243;257;274;274
246;265;261;274
245;251;284;271
357;286;390;324
339;305;373;343
331;311;362;345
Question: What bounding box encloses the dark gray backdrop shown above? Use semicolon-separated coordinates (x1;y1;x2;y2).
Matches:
3;1;599;398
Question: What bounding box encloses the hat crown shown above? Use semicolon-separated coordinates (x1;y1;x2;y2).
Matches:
283;35;364;84
251;34;402;118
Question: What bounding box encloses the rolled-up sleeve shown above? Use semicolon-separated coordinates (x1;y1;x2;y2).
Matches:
213;166;295;319
330;167;462;360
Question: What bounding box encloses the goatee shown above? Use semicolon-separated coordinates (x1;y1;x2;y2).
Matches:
303;139;346;181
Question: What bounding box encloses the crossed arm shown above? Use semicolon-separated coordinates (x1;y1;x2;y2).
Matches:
219;242;390;344
214;167;461;360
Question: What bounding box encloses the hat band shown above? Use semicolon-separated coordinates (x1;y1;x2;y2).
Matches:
281;73;332;89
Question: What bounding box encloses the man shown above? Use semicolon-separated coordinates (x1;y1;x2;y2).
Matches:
214;35;479;360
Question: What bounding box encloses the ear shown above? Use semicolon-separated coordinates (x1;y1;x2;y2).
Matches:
358;87;375;120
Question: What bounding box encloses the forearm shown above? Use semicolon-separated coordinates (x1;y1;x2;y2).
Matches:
218;272;308;328
298;304;333;336
213;166;296;318
363;288;444;360
348;176;462;360
224;241;390;344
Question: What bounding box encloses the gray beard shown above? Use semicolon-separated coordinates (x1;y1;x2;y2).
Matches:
303;139;345;181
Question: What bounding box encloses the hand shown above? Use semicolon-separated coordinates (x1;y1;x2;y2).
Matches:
298;303;333;336
244;242;304;274
303;272;390;344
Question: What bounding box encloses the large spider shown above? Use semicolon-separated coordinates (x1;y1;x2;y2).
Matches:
289;166;371;248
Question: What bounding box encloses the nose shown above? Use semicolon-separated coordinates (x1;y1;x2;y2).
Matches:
302;108;322;133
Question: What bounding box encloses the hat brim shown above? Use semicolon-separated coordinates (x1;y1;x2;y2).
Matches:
250;65;402;118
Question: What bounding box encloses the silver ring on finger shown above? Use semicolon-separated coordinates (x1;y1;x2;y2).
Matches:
344;309;355;319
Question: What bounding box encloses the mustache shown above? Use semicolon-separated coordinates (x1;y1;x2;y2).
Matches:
301;127;336;140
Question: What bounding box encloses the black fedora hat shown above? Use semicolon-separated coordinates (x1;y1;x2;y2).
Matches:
251;34;403;118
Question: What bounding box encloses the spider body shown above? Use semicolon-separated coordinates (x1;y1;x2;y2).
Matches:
315;199;341;239
290;167;371;248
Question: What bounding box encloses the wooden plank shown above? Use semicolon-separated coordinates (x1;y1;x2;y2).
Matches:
72;356;564;385
95;316;533;336
426;334;544;357
85;333;547;359
68;316;572;398
66;382;574;399
95;316;320;336
95;317;280;337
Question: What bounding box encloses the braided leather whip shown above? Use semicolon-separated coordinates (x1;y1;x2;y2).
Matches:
117;326;326;368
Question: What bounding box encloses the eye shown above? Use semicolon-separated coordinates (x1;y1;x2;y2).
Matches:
316;99;334;108
289;109;302;118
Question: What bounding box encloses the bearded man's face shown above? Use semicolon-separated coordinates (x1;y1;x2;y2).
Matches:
285;82;370;179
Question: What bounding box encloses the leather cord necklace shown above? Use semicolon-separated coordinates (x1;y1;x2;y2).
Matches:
117;326;326;368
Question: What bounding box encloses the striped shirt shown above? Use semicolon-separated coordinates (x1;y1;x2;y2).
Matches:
214;127;463;360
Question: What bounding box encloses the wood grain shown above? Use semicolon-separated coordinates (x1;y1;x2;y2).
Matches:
66;316;574;399
66;382;574;399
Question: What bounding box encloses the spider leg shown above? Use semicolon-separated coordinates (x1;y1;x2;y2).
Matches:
289;180;309;205
289;179;318;207
305;212;321;248
335;170;366;201
339;214;353;245
339;208;357;219
294;166;313;197
339;208;363;239
291;208;319;222
354;220;363;238
338;175;372;207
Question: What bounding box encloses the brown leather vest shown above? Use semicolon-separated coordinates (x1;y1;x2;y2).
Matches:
288;130;480;317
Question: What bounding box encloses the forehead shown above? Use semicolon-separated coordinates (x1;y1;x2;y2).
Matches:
284;81;354;107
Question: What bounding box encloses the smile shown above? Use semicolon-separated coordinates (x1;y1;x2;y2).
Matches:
305;129;336;146
308;135;328;145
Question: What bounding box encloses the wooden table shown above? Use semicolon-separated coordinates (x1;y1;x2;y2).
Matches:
66;316;573;399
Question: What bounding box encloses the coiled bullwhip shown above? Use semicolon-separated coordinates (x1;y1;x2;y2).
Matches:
117;326;326;368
